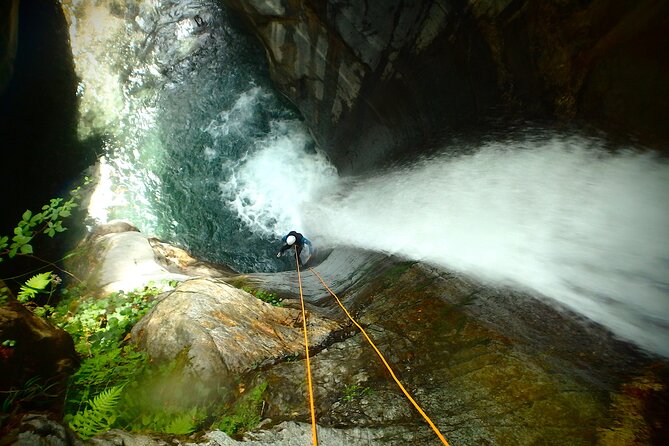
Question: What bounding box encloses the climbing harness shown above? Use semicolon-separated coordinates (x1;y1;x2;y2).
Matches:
302;264;451;446
295;249;319;446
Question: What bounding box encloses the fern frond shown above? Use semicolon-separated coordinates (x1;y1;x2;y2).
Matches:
164;408;198;435
17;271;52;303
69;385;124;440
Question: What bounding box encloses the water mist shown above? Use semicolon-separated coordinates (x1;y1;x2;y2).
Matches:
230;134;669;357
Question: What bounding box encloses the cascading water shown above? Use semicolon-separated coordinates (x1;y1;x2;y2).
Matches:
230;133;669;357
67;2;669;357
65;0;321;272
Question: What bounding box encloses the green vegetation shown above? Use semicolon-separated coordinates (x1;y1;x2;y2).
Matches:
17;271;56;303
216;381;268;437
340;384;373;402
52;285;162;356
0;180;87;264
69;385;124;440
0;376;60;414
1;188;270;439
242;286;283;306
1;181;88;308
50;284;268;439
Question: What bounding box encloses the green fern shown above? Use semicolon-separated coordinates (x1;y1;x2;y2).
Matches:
17;271;52;303
69;385;124;440
164;407;198;435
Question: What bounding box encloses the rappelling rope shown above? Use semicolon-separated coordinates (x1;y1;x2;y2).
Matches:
309;267;450;446
295;249;319;446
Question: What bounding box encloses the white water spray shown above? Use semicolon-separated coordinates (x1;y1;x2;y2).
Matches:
227;134;669;356
219;119;338;236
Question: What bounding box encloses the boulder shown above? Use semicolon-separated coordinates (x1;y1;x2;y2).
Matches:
147;238;237;278
1;414;83;446
83;422;427;446
0;301;78;425
70;222;202;295
131;278;342;399
193;422;431;445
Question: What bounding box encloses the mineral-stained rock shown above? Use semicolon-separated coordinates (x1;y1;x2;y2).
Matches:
131;278;342;399
240;260;668;445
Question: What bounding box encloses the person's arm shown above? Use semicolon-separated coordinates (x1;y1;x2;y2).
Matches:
303;237;314;257
277;242;291;257
276;234;288;257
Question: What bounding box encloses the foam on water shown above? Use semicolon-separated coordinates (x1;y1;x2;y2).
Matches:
219;119;338;237
228;134;669;356
66;1;669;355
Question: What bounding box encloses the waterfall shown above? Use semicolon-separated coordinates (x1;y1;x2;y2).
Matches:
66;0;312;272
230;133;669;357
66;1;669;357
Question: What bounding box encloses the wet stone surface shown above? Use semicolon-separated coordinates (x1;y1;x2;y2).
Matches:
240;258;668;445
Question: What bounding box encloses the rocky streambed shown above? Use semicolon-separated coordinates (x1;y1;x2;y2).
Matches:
6;222;666;445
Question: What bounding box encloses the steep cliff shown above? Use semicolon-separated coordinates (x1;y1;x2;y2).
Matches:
222;0;500;173
222;0;669;173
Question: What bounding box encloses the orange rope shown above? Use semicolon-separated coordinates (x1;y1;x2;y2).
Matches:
296;249;318;446
309;267;450;446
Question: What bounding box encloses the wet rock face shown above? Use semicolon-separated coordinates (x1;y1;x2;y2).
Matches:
242;260;668;444
0;0;19;93
222;0;499;173
470;0;669;149
222;0;669;172
131;278;342;400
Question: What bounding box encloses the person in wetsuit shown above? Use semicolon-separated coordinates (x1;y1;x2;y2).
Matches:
276;230;313;267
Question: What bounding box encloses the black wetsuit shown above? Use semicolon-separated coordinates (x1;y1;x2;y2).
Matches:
279;231;312;266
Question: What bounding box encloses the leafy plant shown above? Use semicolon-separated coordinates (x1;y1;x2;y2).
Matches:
17;271;54;303
341;384;373;402
51;285;160;354
242;286;283;306
65;345;147;416
52;281;268;439
1;376;61;414
164;407;200;435
50;285;160;416
216;382;268;437
0;180;88;263
118;404;205;436
1;180;89;314
69;385;124;440
0;287;8;306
